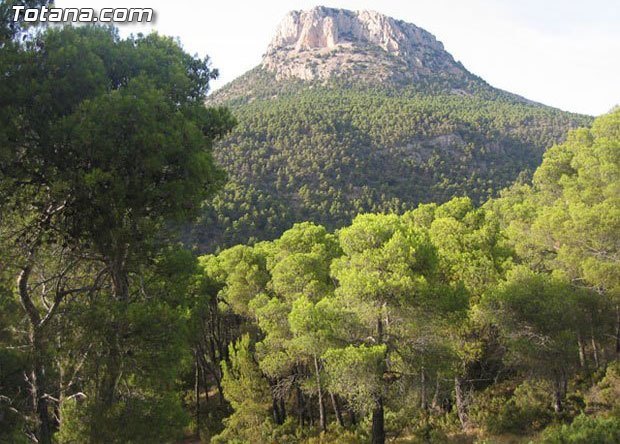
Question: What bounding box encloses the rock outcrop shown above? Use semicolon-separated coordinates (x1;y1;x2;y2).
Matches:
261;6;469;82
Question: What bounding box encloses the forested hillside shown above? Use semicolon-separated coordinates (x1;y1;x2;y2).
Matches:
196;74;591;249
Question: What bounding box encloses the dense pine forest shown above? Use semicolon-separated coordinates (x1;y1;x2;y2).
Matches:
196;70;591;251
193;108;620;444
1;4;619;444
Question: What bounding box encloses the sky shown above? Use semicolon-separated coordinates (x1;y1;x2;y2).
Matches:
55;0;620;116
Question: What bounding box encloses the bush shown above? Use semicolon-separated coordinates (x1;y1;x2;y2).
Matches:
305;426;366;444
57;392;188;444
471;380;553;435
539;414;620;443
586;362;620;416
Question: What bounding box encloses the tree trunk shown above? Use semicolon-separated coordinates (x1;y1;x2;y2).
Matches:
214;373;225;403
279;398;286;423
454;375;470;429
99;334;123;407
330;392;344;427
272;398;284;425
208;337;225;402
553;386;563;413
194;351;201;435
420;369;428;410
431;374;441;411
577;333;587;369
314;355;326;432
19;261;53;444
270;380;286;426
371;314;386;444
615;305;620;354
309;399;315;426
56;361;64;430
32;330;53;444
350;408;357;426
591;331;600;368
371;397;385;444
99;262;129;407
553;372;565;414
297;387;305;428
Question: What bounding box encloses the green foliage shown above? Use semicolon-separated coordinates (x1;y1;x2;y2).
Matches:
1;25;235;254
423;197;509;297
57;392;188;444
323;345;387;413
52;263;195;442
471;380;554;435
195;70;591;250
332;213;436;308
0;23;234;444
214;334;274;444
539;414;620;444
0;348;31;443
305;427;366;444
494;109;619;300
288;295;342;356
586;362;620;416
202;245;270;318
194;109;620;442
481;266;604;379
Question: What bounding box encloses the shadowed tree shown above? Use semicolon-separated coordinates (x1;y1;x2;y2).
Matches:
0;24;234;443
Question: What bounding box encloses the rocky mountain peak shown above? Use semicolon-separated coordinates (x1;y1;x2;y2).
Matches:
261;6;469;82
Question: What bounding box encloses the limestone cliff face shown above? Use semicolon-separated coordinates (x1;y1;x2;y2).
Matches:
261;6;469;82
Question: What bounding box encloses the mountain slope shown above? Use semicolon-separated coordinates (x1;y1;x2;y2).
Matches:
193;7;592;251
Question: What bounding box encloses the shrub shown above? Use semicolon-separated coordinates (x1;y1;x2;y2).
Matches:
586;362;620;416
471;380;553;435
539;414;620;443
57;392;188;444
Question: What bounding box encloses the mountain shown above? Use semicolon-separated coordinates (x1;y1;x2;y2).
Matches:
193;6;592;251
262;7;469;83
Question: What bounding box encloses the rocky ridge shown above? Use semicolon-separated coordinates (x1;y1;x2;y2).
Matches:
261;6;471;83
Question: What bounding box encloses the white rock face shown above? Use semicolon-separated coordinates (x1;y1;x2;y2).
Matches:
262;6;467;82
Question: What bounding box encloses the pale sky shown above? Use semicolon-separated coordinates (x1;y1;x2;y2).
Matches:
55;0;620;116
